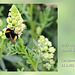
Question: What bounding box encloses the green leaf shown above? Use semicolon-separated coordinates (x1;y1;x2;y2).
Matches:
36;57;42;66
33;39;38;48
48;16;54;21
26;59;31;64
39;12;43;23
3;55;22;63
1;58;6;71
0;6;4;16
45;22;53;28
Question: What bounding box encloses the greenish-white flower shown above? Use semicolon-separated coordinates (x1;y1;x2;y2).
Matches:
50;59;55;64
3;28;7;32
44;46;48;51
8;12;11;16
0;31;2;36
38;40;41;43
44;63;51;70
48;41;52;46
45;38;48;41
39;35;45;41
44;42;48;45
49;47;56;53
43;53;49;59
16;16;20;20
12;20;16;24
1;35;6;39
49;53;54;58
15;27;20;33
40;47;43;51
18;20;23;25
7;23;12;28
11;16;15;20
6;17;11;23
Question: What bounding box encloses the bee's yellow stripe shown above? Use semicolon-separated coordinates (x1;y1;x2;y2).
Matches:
14;36;17;41
5;31;10;33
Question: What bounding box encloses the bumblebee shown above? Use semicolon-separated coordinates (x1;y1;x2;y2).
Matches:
5;28;19;44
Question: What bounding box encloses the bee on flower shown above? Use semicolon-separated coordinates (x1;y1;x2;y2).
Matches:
0;5;27;44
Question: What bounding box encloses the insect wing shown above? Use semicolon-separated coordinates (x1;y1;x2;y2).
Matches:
9;33;15;44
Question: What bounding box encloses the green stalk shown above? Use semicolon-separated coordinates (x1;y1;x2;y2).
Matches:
19;37;38;71
30;4;37;48
30;4;36;40
28;58;38;71
19;37;24;49
0;39;4;64
51;65;56;71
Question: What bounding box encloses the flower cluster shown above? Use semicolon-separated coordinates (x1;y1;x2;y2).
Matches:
7;5;26;34
0;28;6;39
0;19;6;39
0;5;26;39
38;35;56;70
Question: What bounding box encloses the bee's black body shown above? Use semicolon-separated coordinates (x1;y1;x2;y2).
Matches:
5;28;18;44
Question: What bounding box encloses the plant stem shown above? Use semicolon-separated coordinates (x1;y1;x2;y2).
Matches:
30;4;36;40
28;58;38;71
51;65;56;71
19;37;38;71
19;37;24;49
0;39;4;64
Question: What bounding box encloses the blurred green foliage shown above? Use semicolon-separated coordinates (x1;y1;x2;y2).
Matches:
0;4;57;71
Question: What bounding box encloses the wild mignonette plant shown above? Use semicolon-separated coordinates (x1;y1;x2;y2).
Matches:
37;35;56;70
7;5;26;34
0;5;57;71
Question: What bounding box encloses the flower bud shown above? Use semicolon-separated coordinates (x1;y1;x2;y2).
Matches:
36;26;41;35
